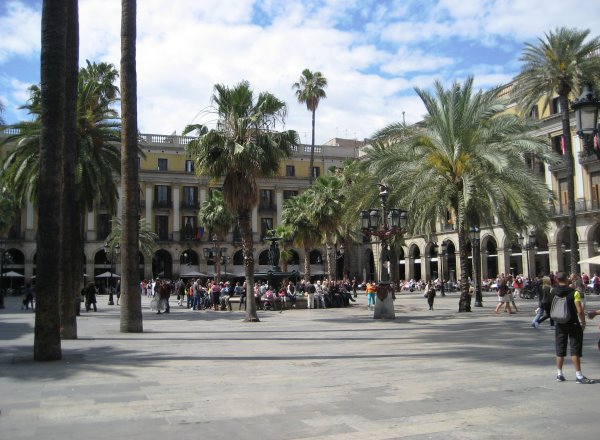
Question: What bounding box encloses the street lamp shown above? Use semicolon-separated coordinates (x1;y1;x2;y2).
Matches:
327;243;345;281
440;240;447;296
469;226;483;307
104;242;120;305
572;82;600;158
360;184;408;319
204;234;225;282
518;231;537;280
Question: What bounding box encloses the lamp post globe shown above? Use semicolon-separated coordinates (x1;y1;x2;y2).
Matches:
572;82;600;157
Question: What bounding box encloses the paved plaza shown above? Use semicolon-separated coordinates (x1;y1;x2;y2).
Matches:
1;291;599;440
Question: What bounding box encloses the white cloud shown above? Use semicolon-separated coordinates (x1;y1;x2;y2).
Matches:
0;1;40;62
2;0;600;144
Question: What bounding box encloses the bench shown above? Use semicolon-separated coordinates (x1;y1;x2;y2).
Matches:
228;295;308;310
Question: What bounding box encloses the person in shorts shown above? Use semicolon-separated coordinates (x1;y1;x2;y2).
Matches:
552;271;594;384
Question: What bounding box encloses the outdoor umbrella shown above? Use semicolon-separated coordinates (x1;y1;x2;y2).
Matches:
578;255;600;265
2;271;24;277
95;271;120;278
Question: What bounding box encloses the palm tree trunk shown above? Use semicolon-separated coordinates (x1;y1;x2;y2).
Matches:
457;226;472;312
309;108;316;184
239;209;259;322
60;0;79;340
120;0;143;333
325;234;334;282
560;94;580;275
34;0;67;361
304;245;311;280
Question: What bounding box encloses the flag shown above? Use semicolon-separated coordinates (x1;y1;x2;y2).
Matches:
561;135;566;155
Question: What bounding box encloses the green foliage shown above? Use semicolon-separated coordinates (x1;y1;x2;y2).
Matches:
367;76;556;239
106;216;157;260
512;27;600;113
198;190;235;240
292;69;328;112
184;80;299;214
0;61;122;212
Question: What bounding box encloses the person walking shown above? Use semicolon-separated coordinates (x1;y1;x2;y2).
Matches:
552;271;594;384
84;281;98;312
306;280;315;309
366;281;377;311
426;282;436;310
532;276;554;328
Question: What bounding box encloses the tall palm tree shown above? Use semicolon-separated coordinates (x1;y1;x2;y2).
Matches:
367;77;556;312
34;0;68;361
281;192;322;280
307;174;345;281
119;0;142;333
512;27;600;275
292;69;327;184
198;190;235;282
184;80;298;322
60;0;80;339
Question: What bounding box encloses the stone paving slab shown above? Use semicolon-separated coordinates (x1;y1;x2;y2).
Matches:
1;291;599;439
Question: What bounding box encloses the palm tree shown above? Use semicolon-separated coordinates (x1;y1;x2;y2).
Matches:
119;0;142;333
59;0;80;339
306;174;345;281
34;0;68;361
106;217;157;260
292;69;327;184
512;27;600;275
198;190;235;282
184;80;298;322
281;192;322;280
270;225;295;273
0;186;18;235
367;77;556;312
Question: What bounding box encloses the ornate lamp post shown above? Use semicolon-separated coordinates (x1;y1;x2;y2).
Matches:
104;242;120;305
360;184;408;319
440;240;447;296
327;243;345;281
518;231;537;280
572;82;600;157
204;235;224;282
469;226;483;307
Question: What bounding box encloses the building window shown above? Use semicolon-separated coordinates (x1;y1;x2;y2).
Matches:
558;179;568;215
592;173;600;209
154;185;171;208
530;105;539;120
155;215;169;240
182;216;197;240
136;157;141;169
185;160;194;172
551;97;561;115
311;167;320;178
259;189;274;209
157;158;168;171
285;165;295;176
551;136;564;155
182;186;198;208
283;190;298;200
97;214;111;241
261;218;273;238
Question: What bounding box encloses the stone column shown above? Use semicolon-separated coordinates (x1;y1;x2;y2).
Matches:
87;208;96;241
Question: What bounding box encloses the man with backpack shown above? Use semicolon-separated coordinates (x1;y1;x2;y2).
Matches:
551;271;594;384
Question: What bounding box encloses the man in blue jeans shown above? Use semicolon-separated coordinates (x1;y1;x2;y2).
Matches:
552;272;594;384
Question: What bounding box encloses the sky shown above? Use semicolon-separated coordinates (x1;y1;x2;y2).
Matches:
1;0;600;145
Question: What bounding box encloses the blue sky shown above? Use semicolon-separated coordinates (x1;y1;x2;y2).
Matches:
1;0;600;143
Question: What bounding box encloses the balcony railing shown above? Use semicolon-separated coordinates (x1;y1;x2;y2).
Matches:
180;200;199;210
152;200;173;209
548;157;568;173
578;150;599;166
549;199;600;216
258;203;277;213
